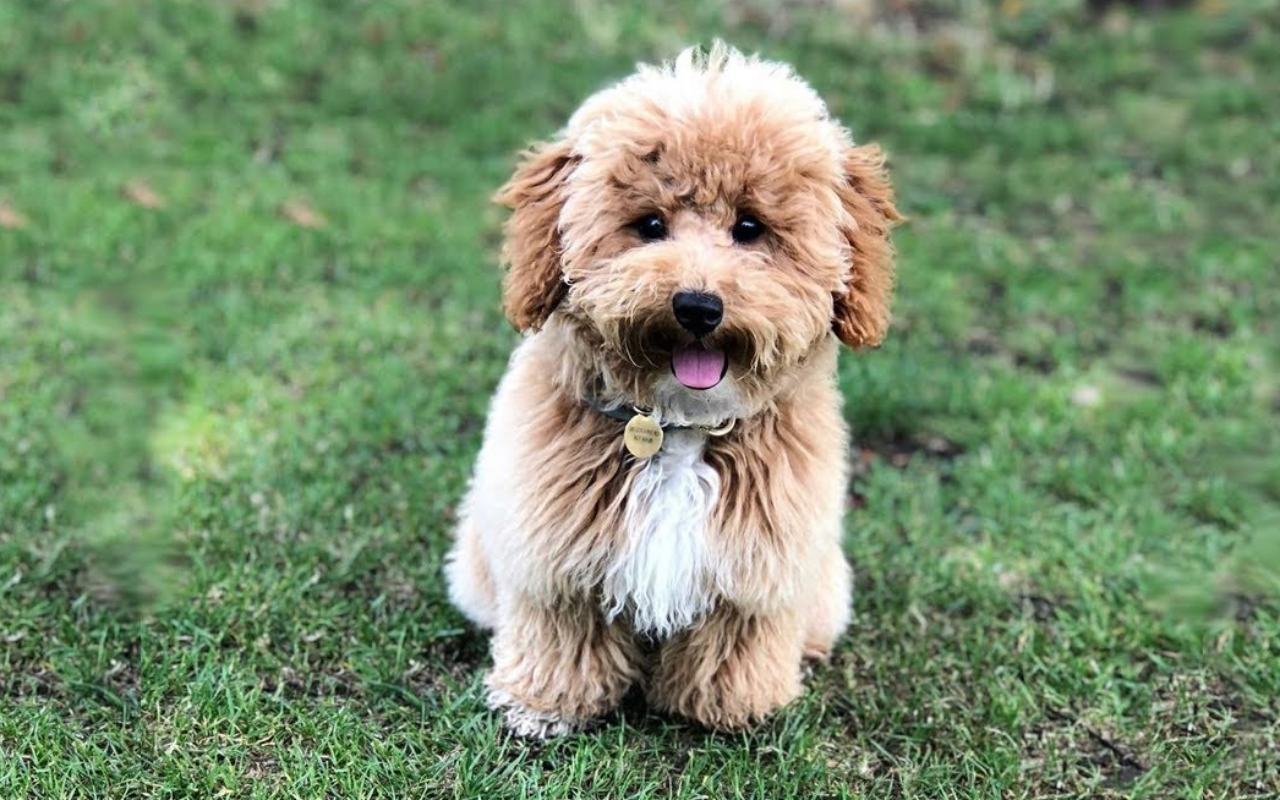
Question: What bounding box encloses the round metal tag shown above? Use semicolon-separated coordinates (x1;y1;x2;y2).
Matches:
623;413;663;459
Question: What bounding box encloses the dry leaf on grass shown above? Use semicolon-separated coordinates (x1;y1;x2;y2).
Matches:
279;199;327;229
121;180;166;209
0;201;29;229
1071;385;1102;408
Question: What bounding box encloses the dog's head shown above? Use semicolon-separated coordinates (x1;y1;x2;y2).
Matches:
496;44;900;418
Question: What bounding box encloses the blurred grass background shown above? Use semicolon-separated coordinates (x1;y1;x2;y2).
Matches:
1;0;1278;797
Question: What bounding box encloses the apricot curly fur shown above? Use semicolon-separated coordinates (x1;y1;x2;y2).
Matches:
447;42;898;735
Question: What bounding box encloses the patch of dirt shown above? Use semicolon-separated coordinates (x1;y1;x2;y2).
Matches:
1191;311;1236;338
964;329;1066;375
1021;670;1279;796
0;68;23;104
259;665;362;699
422;626;488;671
1112;365;1162;387
245;751;279;781
102;656;140;701
852;432;966;473
1222;592;1273;623
1087;0;1194;12
293;68;325;104
0;666;66;700
848;432;965;507
1026;708;1149;793
1012;349;1059;375
1087;727;1149;790
233;8;259;35
966;330;1002;356
337;564;423;612
1016;592;1063;623
1151;671;1276;730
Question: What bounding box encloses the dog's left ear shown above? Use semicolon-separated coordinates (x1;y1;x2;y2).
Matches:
832;143;903;349
494;138;579;332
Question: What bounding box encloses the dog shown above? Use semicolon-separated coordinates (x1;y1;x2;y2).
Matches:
446;43;900;737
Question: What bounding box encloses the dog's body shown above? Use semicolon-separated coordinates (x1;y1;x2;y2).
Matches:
447;45;899;736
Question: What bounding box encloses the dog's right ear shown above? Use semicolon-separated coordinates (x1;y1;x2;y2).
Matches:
494;138;579;332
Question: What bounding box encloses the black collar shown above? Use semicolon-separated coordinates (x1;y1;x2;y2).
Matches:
583;397;736;435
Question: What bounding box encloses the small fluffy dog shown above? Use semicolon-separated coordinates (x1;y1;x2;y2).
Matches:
446;43;900;737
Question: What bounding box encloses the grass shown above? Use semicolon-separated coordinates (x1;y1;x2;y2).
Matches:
1;0;1278;797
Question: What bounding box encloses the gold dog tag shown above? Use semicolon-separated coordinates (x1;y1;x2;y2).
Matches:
623;413;663;459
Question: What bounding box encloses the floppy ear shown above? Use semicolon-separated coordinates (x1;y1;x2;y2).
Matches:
494;138;578;332
832;143;903;349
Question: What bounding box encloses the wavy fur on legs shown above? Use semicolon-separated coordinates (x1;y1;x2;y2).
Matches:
648;604;805;730
485;594;643;738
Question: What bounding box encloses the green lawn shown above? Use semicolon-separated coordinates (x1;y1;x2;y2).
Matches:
2;1;1278;797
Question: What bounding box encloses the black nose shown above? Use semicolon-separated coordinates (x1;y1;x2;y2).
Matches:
672;291;723;337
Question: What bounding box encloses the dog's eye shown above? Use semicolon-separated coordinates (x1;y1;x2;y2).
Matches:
731;214;766;244
633;213;667;242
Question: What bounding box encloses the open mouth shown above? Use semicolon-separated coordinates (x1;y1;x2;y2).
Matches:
671;343;727;390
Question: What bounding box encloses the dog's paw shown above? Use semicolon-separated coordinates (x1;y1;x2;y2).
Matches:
649;657;802;731
486;687;583;739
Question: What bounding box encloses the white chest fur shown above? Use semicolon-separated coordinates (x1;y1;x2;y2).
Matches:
602;430;719;637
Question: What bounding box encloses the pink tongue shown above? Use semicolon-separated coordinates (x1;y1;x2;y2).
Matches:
671;345;726;390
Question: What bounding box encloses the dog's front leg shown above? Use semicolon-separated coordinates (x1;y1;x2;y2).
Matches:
647;604;805;730
485;593;641;738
